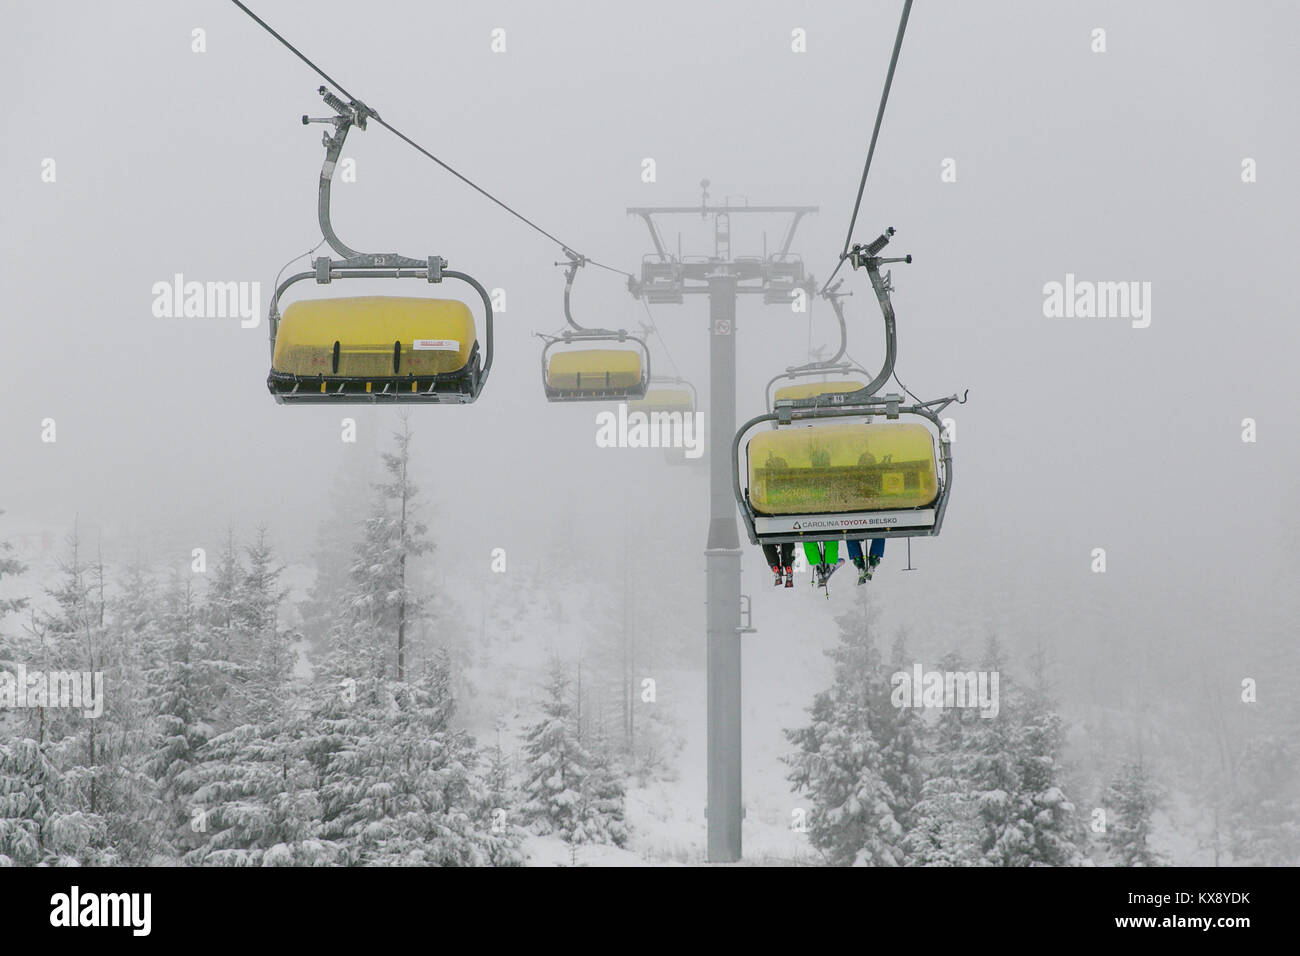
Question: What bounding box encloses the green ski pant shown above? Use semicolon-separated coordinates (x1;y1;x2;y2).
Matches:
803;541;838;565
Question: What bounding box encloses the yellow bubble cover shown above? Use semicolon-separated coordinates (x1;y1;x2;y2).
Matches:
747;422;939;514
547;348;643;390
629;388;693;412
273;296;476;378
772;380;868;402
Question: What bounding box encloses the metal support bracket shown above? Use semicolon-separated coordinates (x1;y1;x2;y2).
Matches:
737;594;757;634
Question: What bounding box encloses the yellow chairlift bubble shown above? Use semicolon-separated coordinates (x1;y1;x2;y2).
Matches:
629;387;693;414
746;422;939;515
269;296;482;403
264;89;493;406
772;380;868;403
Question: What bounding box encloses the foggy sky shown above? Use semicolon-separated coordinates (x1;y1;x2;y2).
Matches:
2;1;1297;694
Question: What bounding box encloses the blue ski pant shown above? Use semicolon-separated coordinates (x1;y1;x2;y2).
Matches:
847;539;885;564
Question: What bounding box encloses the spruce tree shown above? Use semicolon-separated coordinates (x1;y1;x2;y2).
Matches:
236;527;293;721
964;636;1021;864
992;647;1088;866
573;731;629;848
150;573;222;857
785;590;904;866
904;651;983;866
326;416;432;683
521;657;591;841
0;510;27;622
307;651;516;865
1102;757;1164;866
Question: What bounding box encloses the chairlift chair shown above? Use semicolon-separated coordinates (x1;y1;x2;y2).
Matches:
763;277;870;419
628;375;704;467
266;89;493;405
540;253;650;402
733;228;966;546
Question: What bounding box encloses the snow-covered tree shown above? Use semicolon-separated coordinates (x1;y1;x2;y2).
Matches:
9;531;118;864
234;528;293;721
148;572;220;857
306;651;517;865
876;632;926;834
0;738;110;866
573;731;629;848
1101;757;1164;866
300;437;376;656
961;636;1021;864
904;651;983;866
0;510;27;623
987;647;1088;866
200;530;248;728
324;416;433;683
179;710;330;867
785;591;905;866
521;657;593;842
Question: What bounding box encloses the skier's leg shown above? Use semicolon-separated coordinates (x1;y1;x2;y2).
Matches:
849;539;869;584
864;538;884;580
762;543;785;586
805;542;825;586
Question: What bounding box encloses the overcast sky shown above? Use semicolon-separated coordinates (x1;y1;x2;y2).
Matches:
2;1;1296;689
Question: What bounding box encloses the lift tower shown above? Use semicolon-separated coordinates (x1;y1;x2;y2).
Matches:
628;187;816;862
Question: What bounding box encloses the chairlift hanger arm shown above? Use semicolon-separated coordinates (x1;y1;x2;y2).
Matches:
559;252;627;337
302;87;386;263
823;285;849;366
762;227;905;405
840;226;908;398
784;287;850;375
